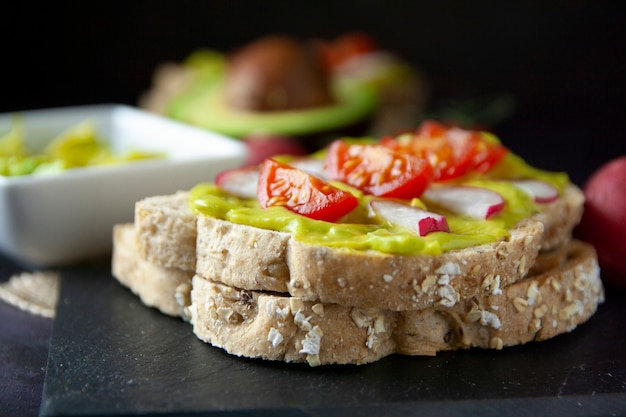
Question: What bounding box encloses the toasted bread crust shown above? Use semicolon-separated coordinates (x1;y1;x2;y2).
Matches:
134;191;197;271
536;184;585;251
196;216;544;311
189;276;397;366
195;217;291;292
396;239;604;355
113;222;604;366
189;240;603;365
113;223;193;319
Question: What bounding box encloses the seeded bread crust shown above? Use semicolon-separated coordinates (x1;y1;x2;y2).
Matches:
536;184;585;251
112;223;193;319
189;239;603;366
134;191;197;271
396;239;604;355
190;276;397;366
196;216;544;311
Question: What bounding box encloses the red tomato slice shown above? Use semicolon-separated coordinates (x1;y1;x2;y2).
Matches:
470;137;509;174
384;120;508;181
257;158;358;222
325;140;433;199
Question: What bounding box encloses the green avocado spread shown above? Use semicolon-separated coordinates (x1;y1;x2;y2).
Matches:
189;147;570;256
167;80;378;138
164;48;379;138
0;119;163;177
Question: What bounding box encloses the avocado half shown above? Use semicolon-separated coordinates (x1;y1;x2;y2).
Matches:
165;80;379;138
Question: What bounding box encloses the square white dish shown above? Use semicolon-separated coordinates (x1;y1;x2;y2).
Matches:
0;104;247;267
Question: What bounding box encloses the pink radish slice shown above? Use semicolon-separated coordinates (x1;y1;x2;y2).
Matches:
509;179;559;203
289;157;328;180
370;200;450;236
215;165;260;198
423;186;505;219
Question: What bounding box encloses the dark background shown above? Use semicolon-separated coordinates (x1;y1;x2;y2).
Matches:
3;0;625;186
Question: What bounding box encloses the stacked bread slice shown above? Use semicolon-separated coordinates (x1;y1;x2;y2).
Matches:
112;183;604;366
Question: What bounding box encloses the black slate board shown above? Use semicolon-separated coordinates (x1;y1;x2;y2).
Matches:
40;265;626;417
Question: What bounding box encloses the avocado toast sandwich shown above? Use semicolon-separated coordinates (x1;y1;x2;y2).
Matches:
112;120;603;366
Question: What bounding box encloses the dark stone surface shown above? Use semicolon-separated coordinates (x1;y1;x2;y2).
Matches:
38;266;626;416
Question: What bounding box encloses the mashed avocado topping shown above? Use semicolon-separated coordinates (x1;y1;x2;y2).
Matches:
0;118;163;177
190;173;550;256
190;129;569;256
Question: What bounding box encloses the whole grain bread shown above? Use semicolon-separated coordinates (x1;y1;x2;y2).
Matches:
189;239;603;366
135;184;584;283
112;221;603;366
534;184;585;251
134;191;196;271
196;216;544;311
395;239;603;355
112;223;193;320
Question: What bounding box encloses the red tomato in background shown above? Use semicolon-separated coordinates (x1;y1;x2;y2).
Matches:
575;156;626;289
325;140;433;199
257;158;358;222
318;32;379;70
383;120;508;181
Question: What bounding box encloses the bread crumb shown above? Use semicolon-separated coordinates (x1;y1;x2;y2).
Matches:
294;310;312;331
266;299;290;319
529;318;542;333
513;297;528;312
534;304;549;319
436;262;461;275
306;354;321;367
480;310;501;329
489;337;504;350
0;271;60;318
421;275;436;293
268;327;284;347
300;325;323;356
289;298;305;315
437;285;459;307
527;281;541;306
312;303;324;316
350;308;371;328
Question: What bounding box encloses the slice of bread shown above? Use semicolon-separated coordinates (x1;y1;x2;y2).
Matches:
196;215;544;311
135;183;584;281
111;223;603;366
533;184;585;251
134;191;196;271
112;223;193;320
395;239;603;355
189;239;603;366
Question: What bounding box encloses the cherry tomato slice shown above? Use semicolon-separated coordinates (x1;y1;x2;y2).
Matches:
258;158;358;222
383;120;508;181
470;137;509;174
325;140;433;199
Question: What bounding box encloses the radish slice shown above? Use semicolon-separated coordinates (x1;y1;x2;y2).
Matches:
509;179;559;203
289;157;327;180
423;186;505;219
215;165;260;199
370;200;450;236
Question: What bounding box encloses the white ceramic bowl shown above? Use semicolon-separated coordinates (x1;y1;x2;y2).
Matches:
0;104;248;267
